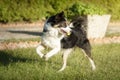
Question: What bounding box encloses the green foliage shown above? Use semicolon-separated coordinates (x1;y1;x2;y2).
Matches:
66;2;107;19
0;0;53;23
0;0;74;23
0;0;120;23
79;0;120;21
103;0;120;21
44;0;75;17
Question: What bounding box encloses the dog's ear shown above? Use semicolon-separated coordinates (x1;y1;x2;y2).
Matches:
59;11;64;17
55;11;65;20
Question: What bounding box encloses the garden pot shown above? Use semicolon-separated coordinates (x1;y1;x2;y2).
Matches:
87;15;111;38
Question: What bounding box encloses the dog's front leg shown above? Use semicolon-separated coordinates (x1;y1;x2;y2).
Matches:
36;45;45;58
44;47;61;61
58;49;73;72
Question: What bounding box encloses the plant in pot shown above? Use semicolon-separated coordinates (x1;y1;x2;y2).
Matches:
66;2;111;38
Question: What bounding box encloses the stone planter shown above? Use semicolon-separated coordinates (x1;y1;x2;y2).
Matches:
87;15;111;38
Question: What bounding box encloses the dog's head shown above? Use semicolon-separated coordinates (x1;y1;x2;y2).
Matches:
47;11;67;28
43;11;68;32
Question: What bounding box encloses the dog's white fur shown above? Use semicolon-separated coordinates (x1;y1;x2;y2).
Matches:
36;20;66;61
58;48;73;72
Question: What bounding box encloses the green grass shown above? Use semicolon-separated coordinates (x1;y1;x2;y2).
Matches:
0;43;120;80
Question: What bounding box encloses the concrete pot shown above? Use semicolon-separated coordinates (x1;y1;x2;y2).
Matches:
87;15;111;38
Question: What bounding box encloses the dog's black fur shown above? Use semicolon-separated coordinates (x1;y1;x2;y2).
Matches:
61;16;92;58
43;11;67;32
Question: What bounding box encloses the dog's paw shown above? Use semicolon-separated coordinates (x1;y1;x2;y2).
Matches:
92;66;96;71
58;67;65;72
43;55;49;61
58;69;63;72
45;57;49;61
40;54;44;58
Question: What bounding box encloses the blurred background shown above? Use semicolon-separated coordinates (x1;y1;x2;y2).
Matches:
0;0;120;43
0;0;120;23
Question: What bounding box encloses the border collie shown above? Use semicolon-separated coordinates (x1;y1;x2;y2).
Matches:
36;11;67;61
36;12;96;72
59;16;96;71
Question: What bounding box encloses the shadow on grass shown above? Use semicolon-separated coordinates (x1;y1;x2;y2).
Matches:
8;30;43;36
0;50;35;66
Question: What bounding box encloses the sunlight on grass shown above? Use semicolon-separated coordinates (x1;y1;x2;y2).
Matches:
0;44;120;80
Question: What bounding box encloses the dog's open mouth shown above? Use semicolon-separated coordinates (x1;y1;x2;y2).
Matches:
61;29;67;34
60;28;71;35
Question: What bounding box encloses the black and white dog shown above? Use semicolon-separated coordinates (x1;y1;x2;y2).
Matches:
36;12;96;72
36;11;68;61
59;16;96;71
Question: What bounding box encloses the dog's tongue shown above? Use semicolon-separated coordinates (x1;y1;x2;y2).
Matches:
61;29;67;33
60;28;71;36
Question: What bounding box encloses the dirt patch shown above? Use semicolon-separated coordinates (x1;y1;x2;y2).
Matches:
0;41;40;50
0;37;120;50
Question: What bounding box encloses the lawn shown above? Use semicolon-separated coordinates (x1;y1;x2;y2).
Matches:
0;43;120;80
